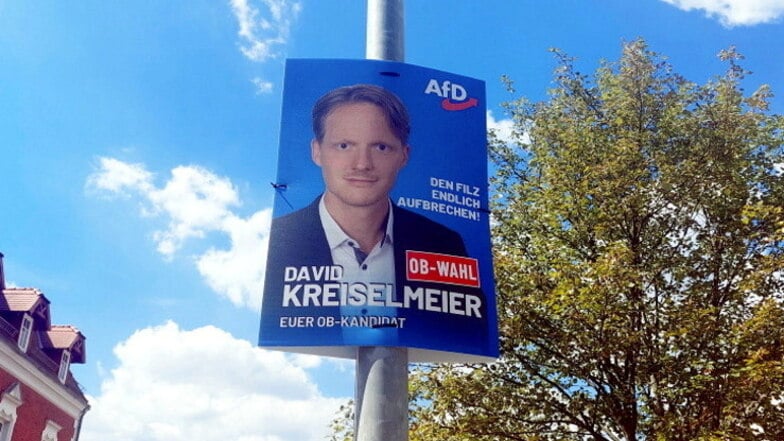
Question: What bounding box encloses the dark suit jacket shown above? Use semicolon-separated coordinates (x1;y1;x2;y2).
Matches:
260;196;487;352
266;197;469;277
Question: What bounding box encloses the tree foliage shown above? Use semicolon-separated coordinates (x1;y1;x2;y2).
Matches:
409;39;784;441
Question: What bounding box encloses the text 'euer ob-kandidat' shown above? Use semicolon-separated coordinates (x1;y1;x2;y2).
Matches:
280;265;483;318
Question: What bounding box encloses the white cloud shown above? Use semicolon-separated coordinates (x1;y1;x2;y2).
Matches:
229;1;300;97
661;0;784;26
149;165;241;256
86;157;153;195
487;110;530;147
486;110;515;145
252;76;274;94
86;157;270;310
80;322;348;441
229;0;301;62
197;210;271;310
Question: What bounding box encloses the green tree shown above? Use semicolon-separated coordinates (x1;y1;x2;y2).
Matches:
409;40;784;441
328;400;354;441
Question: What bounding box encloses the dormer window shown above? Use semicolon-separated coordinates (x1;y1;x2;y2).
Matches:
57;350;70;384
17;314;33;353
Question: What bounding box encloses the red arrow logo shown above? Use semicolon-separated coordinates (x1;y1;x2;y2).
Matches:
441;97;478;111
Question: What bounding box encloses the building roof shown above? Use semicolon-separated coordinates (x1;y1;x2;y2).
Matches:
41;325;86;364
0;288;48;311
0;287;52;329
0;253;87;399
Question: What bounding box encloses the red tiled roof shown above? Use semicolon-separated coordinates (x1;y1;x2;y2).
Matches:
44;326;81;348
0;288;48;312
42;325;86;363
0;288;85;362
0;255;88;402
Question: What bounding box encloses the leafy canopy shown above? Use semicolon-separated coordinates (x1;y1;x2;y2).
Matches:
409;39;784;441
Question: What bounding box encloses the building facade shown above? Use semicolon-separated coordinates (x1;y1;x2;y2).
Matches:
0;253;88;441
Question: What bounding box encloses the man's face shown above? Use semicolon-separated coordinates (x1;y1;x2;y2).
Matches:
312;102;409;214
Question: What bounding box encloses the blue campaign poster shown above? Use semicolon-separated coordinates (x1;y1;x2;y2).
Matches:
259;59;498;362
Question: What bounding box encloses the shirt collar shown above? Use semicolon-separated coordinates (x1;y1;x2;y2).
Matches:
318;196;394;252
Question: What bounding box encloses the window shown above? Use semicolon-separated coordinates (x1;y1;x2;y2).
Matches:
17;314;33;352
57;350;71;384
0;383;22;441
41;420;61;441
0;417;8;441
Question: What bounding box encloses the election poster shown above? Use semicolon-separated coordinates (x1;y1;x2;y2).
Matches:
259;59;498;362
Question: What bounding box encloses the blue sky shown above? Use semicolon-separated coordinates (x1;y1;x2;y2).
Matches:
2;1;784;439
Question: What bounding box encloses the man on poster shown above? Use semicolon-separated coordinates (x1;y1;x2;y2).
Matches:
262;83;486;353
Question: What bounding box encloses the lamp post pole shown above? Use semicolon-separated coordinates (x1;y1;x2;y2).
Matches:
366;0;404;61
354;2;408;440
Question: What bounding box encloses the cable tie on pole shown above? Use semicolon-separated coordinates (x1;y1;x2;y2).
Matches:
270;182;293;209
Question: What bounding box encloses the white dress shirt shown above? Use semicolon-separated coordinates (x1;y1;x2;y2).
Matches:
318;196;396;287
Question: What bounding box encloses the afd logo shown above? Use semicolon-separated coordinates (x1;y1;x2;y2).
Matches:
424;79;479;111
